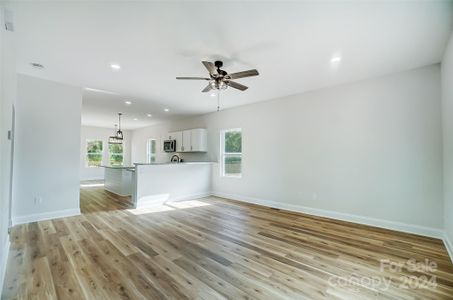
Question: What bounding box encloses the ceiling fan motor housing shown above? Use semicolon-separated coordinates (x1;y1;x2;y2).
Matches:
213;61;228;77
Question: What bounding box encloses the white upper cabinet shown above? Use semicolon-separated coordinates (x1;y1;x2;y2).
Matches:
168;128;207;152
190;128;208;152
182;130;191;152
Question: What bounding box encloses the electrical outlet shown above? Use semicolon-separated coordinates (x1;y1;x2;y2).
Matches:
312;192;318;201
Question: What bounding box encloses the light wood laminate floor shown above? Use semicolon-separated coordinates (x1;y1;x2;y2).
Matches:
2;183;453;299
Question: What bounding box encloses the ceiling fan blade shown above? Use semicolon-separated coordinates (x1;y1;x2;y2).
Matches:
228;69;259;80
176;77;210;80
202;61;218;76
201;84;212;93
227;81;248;91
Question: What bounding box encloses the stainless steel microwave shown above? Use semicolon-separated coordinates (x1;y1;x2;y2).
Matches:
163;140;176;152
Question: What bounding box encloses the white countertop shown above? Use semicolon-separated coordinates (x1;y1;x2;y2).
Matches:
134;162;217;166
101;165;135;171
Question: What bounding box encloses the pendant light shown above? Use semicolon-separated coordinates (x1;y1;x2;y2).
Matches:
109;113;124;144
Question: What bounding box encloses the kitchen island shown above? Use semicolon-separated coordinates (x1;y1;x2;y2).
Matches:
133;162;215;208
102;166;135;196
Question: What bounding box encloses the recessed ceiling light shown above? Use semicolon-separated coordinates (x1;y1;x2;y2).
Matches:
110;63;121;70
30;63;44;69
147;114;152;117
330;55;342;63
133;118;138;121
125;101;132;105
164;108;169;112
210;93;216;97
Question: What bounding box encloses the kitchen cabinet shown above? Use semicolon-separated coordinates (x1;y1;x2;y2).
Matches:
190;128;208;152
182;130;191;152
167;128;207;152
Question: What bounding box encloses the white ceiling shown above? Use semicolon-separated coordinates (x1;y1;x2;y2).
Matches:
9;0;453;130
81;89;180;130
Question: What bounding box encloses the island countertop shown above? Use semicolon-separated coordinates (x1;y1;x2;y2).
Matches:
134;162;217;166
101;165;135;171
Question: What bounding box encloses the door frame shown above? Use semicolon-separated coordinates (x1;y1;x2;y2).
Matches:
8;105;15;231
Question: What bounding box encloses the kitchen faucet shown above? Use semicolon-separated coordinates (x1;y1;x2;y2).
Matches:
171;154;182;163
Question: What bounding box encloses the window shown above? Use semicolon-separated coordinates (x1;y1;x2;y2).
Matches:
108;143;124;166
147;139;157;163
86;140;103;167
221;129;242;177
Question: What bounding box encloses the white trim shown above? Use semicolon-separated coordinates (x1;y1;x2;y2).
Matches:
12;208;80;226
85;139;104;168
0;236;10;297
169;192;212;202
443;233;453;264
220;128;242;178
146;138;157;164
211;191;444;239
80;175;104;181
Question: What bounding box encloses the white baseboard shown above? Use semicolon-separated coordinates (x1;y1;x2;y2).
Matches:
80;178;104;181
211;191;444;239
170;192;212;202
443;233;453;264
12;208;81;226
0;236;10;297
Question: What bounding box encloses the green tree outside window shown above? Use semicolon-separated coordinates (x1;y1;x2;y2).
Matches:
86;140;103;167
109;143;124;166
222;130;242;176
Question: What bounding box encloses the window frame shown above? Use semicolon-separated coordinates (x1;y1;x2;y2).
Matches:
108;142;124;167
146;138;157;163
220;128;242;178
86;139;104;168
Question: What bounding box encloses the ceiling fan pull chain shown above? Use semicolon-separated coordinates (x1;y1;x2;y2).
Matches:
217;90;221;112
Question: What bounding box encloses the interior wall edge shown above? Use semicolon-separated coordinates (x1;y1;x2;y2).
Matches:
11;208;80;226
441;31;453;263
211;191;445;239
443;233;453;264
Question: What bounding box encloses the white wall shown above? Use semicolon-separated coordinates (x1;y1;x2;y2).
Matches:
208;65;443;232
0;4;16;294
442;33;453;248
13;74;82;224
132;65;443;232
80;126;132;180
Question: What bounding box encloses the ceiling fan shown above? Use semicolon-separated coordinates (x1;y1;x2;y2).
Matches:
176;60;259;93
